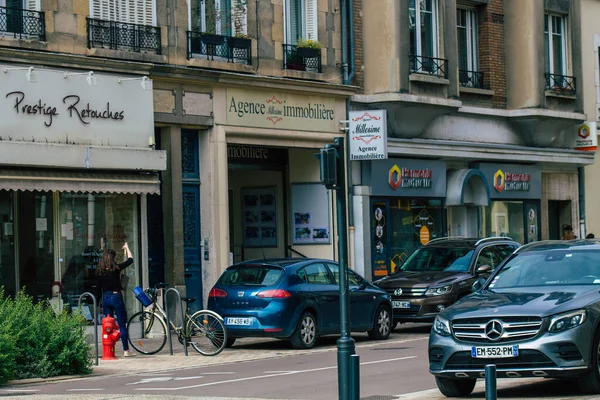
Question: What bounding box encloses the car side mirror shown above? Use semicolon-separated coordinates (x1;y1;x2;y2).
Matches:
359;281;368;290
472;278;486;293
475;265;492;274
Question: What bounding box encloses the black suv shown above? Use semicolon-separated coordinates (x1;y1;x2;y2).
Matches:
373;237;520;325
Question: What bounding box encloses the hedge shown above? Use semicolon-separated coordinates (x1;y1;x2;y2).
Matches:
0;288;93;384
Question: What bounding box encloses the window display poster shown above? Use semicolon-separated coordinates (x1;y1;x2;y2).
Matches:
242;187;277;247
372;201;388;277
291;183;331;244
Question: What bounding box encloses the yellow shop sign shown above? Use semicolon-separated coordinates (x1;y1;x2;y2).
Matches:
226;89;337;132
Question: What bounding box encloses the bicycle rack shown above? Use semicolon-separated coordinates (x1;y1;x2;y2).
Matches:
78;292;98;366
164;287;188;357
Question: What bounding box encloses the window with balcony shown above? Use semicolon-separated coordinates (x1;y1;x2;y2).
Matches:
187;0;251;65
457;8;482;89
88;0;161;54
409;0;445;77
0;0;45;40
544;14;574;94
282;0;321;72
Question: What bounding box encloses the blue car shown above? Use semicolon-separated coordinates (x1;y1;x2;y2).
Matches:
208;258;393;349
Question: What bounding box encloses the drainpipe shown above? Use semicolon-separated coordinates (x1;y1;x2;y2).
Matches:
578;166;586;238
342;0;356;267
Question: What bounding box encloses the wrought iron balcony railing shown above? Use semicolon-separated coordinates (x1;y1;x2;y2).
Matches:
187;31;252;65
87;18;161;54
0;6;45;40
545;73;576;95
459;70;484;89
283;44;322;73
409;54;448;78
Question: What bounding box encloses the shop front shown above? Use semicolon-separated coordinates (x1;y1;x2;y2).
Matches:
366;158;447;280
202;85;348;294
0;64;165;317
476;163;542;244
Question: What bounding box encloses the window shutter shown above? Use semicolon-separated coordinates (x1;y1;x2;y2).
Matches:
304;0;317;41
24;0;39;10
90;0;112;19
231;0;246;35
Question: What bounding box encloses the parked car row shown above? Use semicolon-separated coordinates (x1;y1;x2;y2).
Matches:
208;237;600;397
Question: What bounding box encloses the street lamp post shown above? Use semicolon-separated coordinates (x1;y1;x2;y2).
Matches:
317;137;358;400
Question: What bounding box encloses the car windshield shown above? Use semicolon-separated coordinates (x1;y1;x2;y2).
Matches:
219;265;284;286
489;250;600;289
397;247;474;272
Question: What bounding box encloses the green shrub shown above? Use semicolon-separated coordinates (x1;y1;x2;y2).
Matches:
0;288;93;384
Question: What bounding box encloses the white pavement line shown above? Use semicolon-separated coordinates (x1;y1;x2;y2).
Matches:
135;356;418;392
263;356;418;373
67;388;105;391
127;376;175;385
395;387;440;399
174;376;204;380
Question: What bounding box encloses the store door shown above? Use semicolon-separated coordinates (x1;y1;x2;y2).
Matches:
548;200;571;240
183;185;202;312
147;194;165;288
0;192;16;297
18;191;54;303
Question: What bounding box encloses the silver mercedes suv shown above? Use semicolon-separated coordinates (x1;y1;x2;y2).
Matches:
429;239;600;397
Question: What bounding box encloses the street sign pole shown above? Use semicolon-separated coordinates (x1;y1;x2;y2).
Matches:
333;137;356;400
316;136;358;400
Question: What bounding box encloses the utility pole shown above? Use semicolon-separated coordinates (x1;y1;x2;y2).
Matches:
316;137;359;400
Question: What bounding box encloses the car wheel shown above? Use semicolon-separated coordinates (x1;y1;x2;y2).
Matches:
578;330;600;393
435;376;476;397
225;337;236;348
368;305;391;340
291;311;317;349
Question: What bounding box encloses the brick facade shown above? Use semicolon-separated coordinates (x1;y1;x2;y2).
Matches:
477;0;507;109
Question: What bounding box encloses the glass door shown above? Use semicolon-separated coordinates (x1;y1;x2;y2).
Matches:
18;191;54;303
0;191;16;297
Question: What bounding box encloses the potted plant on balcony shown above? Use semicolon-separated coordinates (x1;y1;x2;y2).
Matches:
296;38;321;58
229;33;251;50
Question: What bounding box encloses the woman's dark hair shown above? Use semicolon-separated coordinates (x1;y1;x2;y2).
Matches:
96;249;118;276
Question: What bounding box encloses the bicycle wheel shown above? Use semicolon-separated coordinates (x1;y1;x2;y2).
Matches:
186;310;227;356
127;311;168;355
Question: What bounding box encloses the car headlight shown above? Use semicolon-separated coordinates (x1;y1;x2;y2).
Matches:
425;285;453;296
433;315;451;336
548;310;587;333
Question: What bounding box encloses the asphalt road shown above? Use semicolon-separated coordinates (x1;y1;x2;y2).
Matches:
1;323;597;400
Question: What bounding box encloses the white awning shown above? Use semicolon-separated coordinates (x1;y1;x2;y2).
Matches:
0;170;161;195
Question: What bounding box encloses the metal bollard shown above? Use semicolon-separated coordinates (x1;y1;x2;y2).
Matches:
485;364;497;400
164;288;188;357
78;292;98;366
349;353;360;400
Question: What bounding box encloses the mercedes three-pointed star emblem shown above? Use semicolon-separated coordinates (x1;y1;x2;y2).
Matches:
485;319;504;341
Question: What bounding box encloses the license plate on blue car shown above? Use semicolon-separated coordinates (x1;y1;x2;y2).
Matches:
226;317;252;326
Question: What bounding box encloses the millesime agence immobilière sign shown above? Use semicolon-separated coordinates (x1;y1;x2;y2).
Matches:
1;65;154;148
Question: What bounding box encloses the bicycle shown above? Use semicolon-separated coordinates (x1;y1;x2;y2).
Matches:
126;282;227;356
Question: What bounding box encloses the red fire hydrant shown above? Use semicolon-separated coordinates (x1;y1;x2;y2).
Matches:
101;314;121;360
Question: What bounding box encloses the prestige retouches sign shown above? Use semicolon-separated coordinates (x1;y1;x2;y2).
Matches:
1;65;153;148
349;110;387;160
226;89;337;132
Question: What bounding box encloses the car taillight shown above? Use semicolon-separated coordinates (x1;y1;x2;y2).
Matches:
209;288;227;298
256;289;291;299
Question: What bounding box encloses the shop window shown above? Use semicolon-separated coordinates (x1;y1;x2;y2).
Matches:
58;193;138;316
0;192;16;297
482;200;525;244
